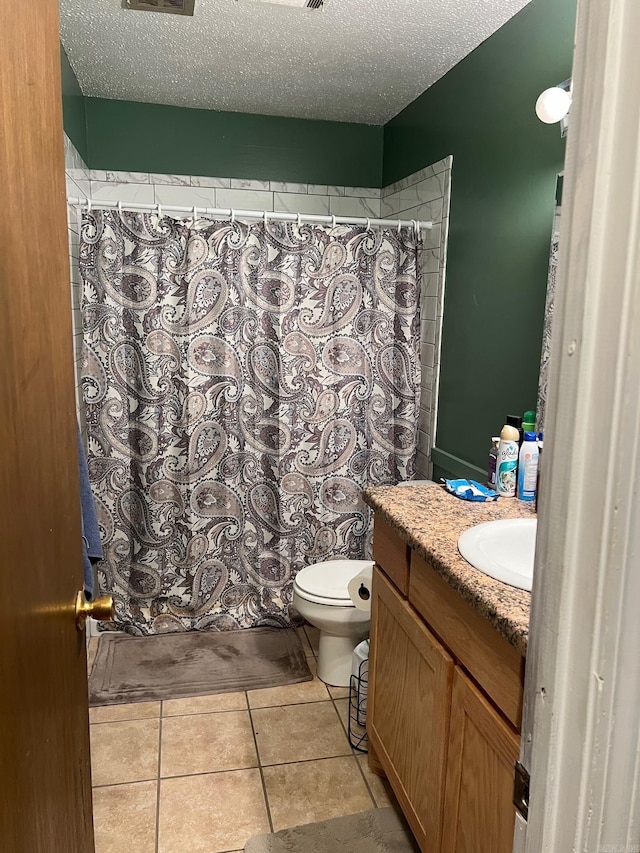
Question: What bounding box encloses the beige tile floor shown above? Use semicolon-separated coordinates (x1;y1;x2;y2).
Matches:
87;625;400;853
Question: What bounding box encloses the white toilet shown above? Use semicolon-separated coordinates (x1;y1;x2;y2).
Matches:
293;559;373;687
294;479;435;687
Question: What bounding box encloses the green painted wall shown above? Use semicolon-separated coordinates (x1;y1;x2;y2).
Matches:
60;45;88;163
384;0;576;479
84;98;383;186
62;0;576;480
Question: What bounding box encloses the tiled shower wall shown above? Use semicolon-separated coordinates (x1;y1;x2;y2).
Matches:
382;156;452;479
85;171;382;219
64;145;451;475
64;135;90;425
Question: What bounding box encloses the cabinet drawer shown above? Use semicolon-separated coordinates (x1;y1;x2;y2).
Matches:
409;552;524;728
373;517;410;596
368;566;454;852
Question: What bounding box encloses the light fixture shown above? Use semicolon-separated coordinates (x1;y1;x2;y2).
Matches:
535;79;572;136
536;88;571;123
123;0;195;15
236;0;327;7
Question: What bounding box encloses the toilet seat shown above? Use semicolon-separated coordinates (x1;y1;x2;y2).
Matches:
293;559;374;607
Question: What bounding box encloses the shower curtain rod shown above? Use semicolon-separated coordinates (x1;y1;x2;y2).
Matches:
66;196;433;232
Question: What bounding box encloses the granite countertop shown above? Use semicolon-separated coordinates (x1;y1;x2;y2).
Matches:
363;484;535;655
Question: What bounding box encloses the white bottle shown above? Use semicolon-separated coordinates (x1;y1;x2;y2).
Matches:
496;424;519;497
517;431;539;501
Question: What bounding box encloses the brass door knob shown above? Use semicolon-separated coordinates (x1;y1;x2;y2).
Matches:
75;591;115;631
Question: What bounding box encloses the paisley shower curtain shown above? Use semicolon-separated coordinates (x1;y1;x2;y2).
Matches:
80;211;421;634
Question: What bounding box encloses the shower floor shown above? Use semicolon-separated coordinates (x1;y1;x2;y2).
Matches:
87;624;397;853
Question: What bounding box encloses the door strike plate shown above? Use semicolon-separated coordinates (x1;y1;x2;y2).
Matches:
513;761;530;820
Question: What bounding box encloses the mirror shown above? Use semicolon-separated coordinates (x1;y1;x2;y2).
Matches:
537;172;563;435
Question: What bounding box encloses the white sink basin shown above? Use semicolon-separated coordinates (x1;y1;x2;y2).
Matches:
457;518;537;591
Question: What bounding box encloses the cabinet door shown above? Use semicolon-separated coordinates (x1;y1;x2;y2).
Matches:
369;566;454;852
441;669;520;853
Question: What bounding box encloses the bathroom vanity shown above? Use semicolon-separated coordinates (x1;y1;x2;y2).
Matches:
363;485;534;853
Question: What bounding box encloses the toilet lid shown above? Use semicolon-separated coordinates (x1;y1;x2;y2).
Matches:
294;559;374;602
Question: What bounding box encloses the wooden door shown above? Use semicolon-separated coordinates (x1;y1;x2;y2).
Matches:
441;669;520;853
0;1;95;851
368;566;454;852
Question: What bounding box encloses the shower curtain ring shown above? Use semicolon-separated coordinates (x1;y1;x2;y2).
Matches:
263;210;268;226
157;203;163;219
117;201;123;215
397;220;401;234
192;206;197;224
86;198;92;214
331;215;336;230
231;208;235;223
297;213;302;228
366;218;371;231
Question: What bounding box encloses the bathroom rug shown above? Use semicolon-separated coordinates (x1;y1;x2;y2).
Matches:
89;626;312;706
244;807;419;853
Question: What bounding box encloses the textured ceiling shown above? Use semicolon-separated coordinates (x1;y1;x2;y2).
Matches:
59;0;530;125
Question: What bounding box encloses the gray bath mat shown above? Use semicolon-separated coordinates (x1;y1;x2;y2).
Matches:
89;627;312;706
244;808;419;853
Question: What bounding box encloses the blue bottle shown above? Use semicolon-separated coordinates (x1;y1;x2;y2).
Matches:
517;432;539;501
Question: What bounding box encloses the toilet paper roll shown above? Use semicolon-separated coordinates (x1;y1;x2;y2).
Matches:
348;565;374;612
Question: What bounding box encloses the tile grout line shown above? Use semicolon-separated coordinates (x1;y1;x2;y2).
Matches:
353;754;380;809
326;681;378;810
328;691;366;760
247;697;274;834
303;624;319;659
91;691;340;726
347;720;378;809
93;777;160;790
259;748;353;769
91;749;357;791
91;706;244;724
155;703;163;853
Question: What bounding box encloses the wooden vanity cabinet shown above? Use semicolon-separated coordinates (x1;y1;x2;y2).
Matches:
368;567;453;851
368;522;524;853
441;669;520;853
372;516;411;595
410;553;524;729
